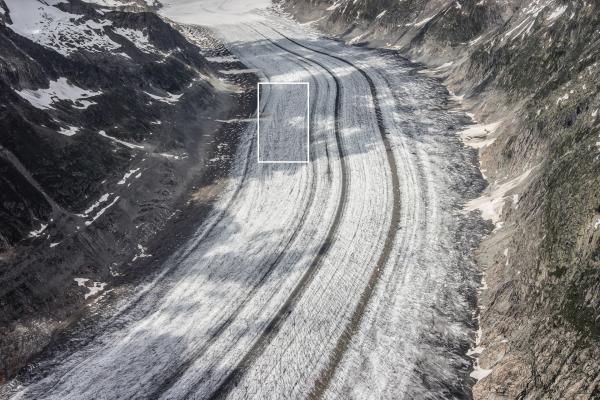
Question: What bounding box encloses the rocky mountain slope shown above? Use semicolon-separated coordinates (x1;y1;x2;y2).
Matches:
280;0;600;398
0;0;255;383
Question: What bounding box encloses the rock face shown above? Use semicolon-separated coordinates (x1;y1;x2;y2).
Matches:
0;0;254;383
281;0;600;398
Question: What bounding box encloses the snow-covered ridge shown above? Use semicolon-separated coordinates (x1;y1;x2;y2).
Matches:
4;0;166;56
113;27;158;54
4;0;121;55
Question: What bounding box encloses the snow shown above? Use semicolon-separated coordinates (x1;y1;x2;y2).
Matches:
27;223;48;238
556;93;569;104
117;168;140;184
470;365;493;380
83;193;111;216
206;55;239;63
58;126;80;136
466;168;534;225
375;10;387;19
158;152;183;160
74;278;107;299
86;19;112;30
144;91;183;104
469;35;483;46
16;78;102;110
467;346;484;357
547;5;567;21
132;244;152;262
84;196;120;226
114;27;158;54
99;130;145;149
436;61;453;69
5;0;121;55
459;121;501;149
326;2;341;11
414;15;435;27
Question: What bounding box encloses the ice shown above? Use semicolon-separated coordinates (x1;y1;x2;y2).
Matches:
9;3;486;399
158;0;271;25
206;55;239;63
218;68;259;74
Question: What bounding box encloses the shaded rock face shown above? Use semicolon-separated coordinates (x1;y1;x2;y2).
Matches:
281;0;600;398
0;0;255;383
0;0;206;247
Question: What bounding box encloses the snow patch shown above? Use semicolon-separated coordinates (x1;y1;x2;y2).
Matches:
114;27;158;54
16;78;101;110
82;193;111;216
556;93;569;104
459;121;501;149
375;10;386;19
326;2;341;11
144;91;183;104
28;223;48;238
132;244;152;262
414;15;434;27
470;365;493;381
74;278;107;299
58;126;80;136
85;196;120;226
118;168;140;185
465;168;534;225
547;5;567;21
99;130;144;149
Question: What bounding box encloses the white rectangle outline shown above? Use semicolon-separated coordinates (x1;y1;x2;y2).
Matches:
257;82;310;164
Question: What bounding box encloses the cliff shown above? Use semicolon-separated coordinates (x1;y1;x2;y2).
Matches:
281;0;600;398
